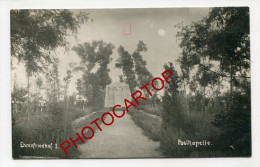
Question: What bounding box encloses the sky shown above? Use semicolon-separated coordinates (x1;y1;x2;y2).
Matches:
12;8;210;96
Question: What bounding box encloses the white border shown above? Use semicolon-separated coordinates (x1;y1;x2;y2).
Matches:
1;0;260;167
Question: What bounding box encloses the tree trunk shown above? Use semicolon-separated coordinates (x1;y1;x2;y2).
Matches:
27;73;31;119
203;86;206;113
27;73;30;101
230;64;233;103
183;81;189;115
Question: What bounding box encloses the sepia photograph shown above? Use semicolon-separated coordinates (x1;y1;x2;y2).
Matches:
10;7;251;159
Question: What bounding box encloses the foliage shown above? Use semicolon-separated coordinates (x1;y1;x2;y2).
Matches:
11;9;89;76
63;69;73;107
176;7;250;96
73;40;114;107
161;63;186;131
175;7;251;156
129;109;162;141
12;103;88;158
212;91;251;154
132;41;154;94
116;46;137;92
72;108;107;135
11;86;28;104
160;126;192;157
139;103;162;117
116;40;155;100
44;58;62;103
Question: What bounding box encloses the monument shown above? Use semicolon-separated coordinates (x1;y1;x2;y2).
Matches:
104;82;131;108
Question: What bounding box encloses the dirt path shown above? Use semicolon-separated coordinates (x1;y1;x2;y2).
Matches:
78;110;163;158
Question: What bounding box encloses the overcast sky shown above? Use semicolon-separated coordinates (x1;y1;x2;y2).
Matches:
12;8;210;95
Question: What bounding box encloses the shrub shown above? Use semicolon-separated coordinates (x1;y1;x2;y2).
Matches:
129;109;161;141
12;102;89;159
140;105;162;116
211;92;251;156
160;126;192;157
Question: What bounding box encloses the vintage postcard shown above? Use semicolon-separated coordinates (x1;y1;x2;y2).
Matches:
11;8;251;159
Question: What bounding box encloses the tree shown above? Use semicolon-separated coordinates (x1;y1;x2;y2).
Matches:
160;62;195;157
63;69;73;107
76;79;84;97
132;41;155;98
30;77;44;111
73;40;114;106
176;7;251;155
115;41;155;98
62;63;75;107
11;87;28;106
212;91;251;154
45;58;61;104
161;63;184;131
11;86;28;115
116;46;137;93
177;7;250;98
11;9;89;95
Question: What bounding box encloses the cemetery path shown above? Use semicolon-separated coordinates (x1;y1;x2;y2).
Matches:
78;110;163;158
